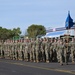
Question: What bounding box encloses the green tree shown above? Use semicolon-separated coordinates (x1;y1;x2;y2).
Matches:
27;24;46;38
0;27;21;41
0;27;8;40
12;27;21;40
12;27;21;36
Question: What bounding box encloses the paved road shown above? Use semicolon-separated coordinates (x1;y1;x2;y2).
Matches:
0;59;75;75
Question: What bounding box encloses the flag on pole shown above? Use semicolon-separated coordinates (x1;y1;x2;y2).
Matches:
65;11;73;29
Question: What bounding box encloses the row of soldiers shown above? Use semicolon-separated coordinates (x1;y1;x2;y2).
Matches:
0;37;75;65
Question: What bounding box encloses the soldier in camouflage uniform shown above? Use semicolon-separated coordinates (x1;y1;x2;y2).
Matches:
16;50;19;60
9;42;13;60
45;38;50;63
25;39;29;61
35;38;40;62
38;38;43;62
64;39;70;65
6;41;9;59
40;38;44;62
2;42;5;59
57;38;61;63
31;38;36;62
23;39;26;61
0;41;1;58
13;42;17;60
0;45;1;58
70;38;75;63
59;39;64;65
11;42;14;60
16;42;20;60
28;39;32;61
9;41;13;59
42;38;46;62
0;41;2;58
52;38;57;62
45;38;49;63
19;40;24;60
49;38;53;62
21;50;24;61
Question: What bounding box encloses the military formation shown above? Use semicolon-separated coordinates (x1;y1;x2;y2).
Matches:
0;36;75;65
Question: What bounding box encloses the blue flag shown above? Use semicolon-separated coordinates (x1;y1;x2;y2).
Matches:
65;11;73;29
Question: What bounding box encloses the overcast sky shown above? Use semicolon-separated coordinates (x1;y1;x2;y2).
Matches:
0;0;75;34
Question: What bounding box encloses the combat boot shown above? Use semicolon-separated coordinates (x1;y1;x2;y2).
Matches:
60;63;63;66
36;60;39;63
34;60;36;62
46;60;49;63
72;61;74;63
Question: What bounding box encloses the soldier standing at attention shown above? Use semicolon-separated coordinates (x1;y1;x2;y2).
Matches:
64;39;70;65
57;38;61;63
70;38;75;63
2;50;5;58
9;42;12;60
16;50;19;60
21;50;24;61
28;39;32;61
45;38;50;63
31;38;36;62
49;38;53;62
35;38;40;63
41;38;46;62
0;41;1;57
10;42;13;60
13;42;16;60
1;41;5;59
52;38;57;62
19;40;22;60
41;38;47;62
25;39;29;61
0;41;1;58
59;39;64;65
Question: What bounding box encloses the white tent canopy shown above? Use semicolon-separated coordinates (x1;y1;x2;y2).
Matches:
41;29;75;38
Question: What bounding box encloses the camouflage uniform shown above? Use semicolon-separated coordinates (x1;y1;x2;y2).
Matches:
59;40;64;65
0;44;1;57
11;43;14;60
43;38;49;63
31;39;36;62
49;39;53;62
57;38;61;63
28;39;32;61
52;39;57;62
25;41;28;61
13;43;17;60
64;40;70;65
35;38;40;62
19;42;23;60
8;43;12;59
21;50;24;61
41;39;46;62
15;42;21;60
22;40;25;59
70;38;75;63
2;43;5;58
9;43;13;59
16;50;19;60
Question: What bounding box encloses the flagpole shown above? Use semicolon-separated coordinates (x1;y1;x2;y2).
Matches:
65;11;73;42
67;14;69;43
